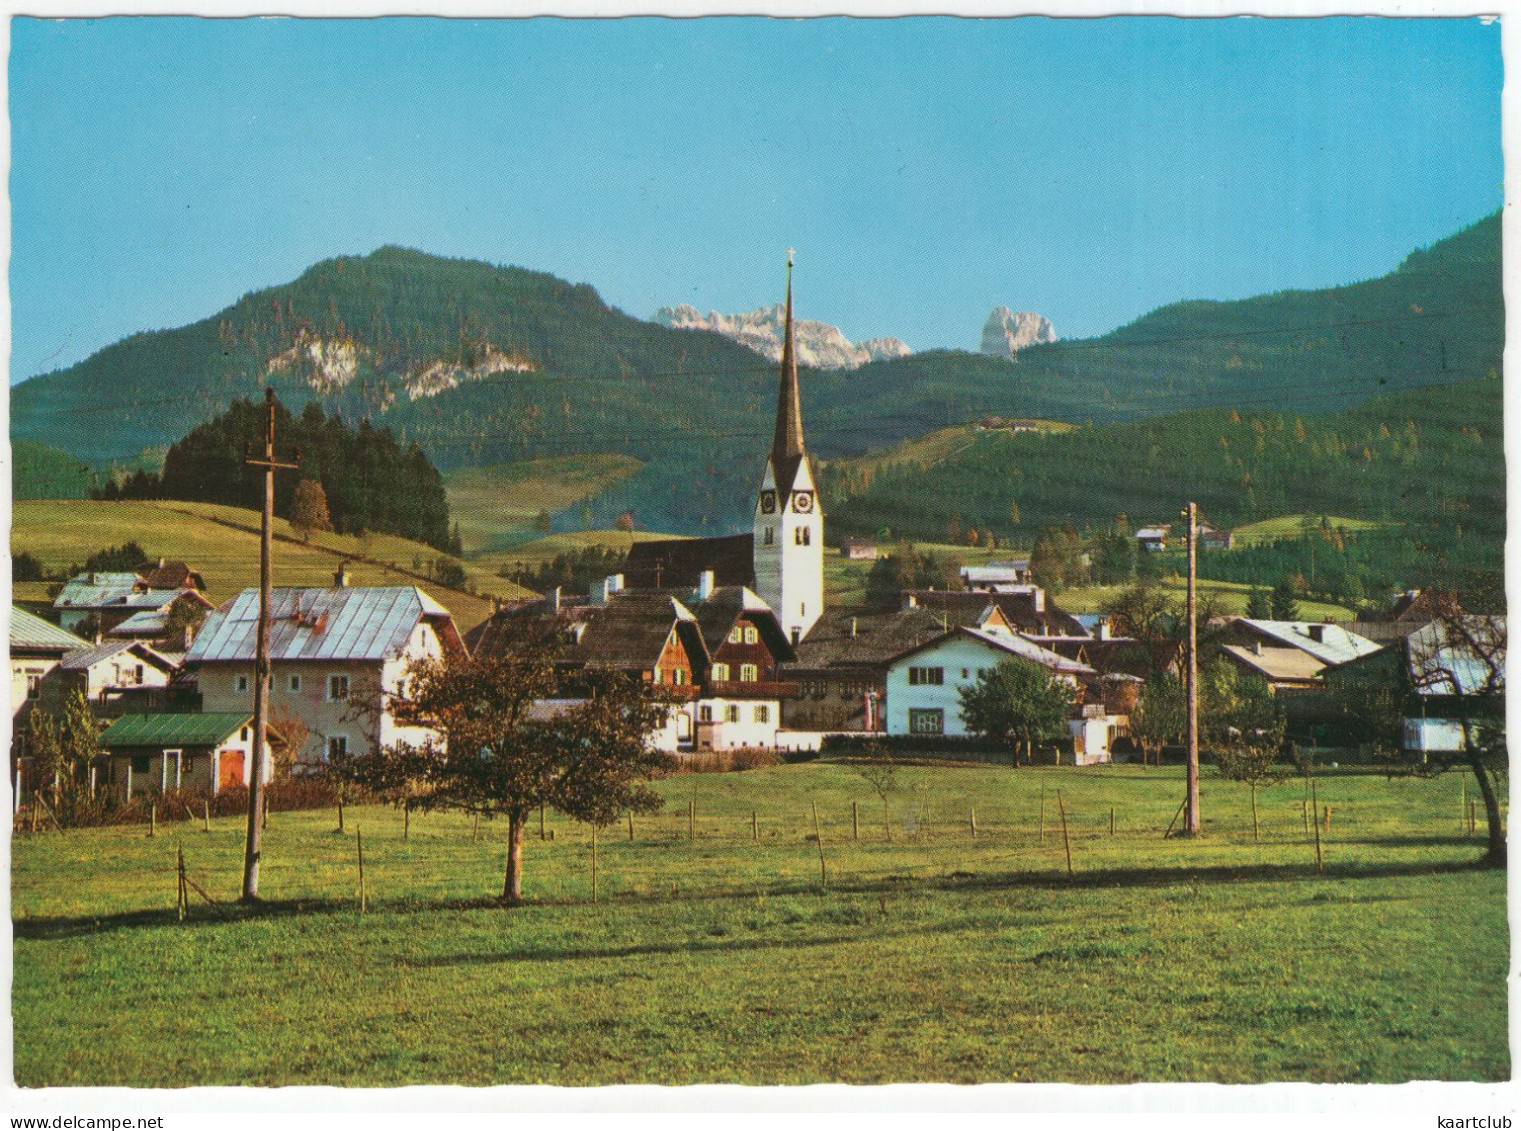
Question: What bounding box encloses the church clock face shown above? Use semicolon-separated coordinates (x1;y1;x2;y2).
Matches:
793;490;814;513
760;490;777;514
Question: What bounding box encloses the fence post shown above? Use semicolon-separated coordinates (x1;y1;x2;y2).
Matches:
403;799;410;840
811;800;828;890
149;802;157;838
177;846;187;921
1057;793;1074;877
628;810;635;842
1039;784;1046;842
203;799;211;833
852;800;859;841
591;821;598;904
970;806;977;839
473;813;479;843
752;810;758;843
337;797;345;834
357;827;367;913
1311;780;1324;874
688;799;695;841
540;805;546;841
1110;805;1116;836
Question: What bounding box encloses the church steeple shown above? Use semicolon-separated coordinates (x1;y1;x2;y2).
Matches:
771;249;806;478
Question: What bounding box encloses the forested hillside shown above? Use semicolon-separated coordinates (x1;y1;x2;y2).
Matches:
827;377;1504;591
100;400;455;551
13;440;96;499
10;213;1501;536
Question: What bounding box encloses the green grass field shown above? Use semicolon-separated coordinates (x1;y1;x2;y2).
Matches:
12;763;1505;1086
1231;514;1387;548
443;454;643;555
10;500;535;634
1062;576;1355;621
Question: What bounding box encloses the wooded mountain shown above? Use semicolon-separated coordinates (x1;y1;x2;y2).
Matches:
11;213;1501;536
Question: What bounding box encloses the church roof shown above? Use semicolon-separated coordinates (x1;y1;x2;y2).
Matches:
623;534;756;591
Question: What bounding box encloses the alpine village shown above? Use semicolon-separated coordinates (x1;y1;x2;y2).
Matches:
11;219;1507;1086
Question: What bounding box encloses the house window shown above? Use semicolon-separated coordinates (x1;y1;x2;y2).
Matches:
25;672;42;700
134;664;145;685
725;705;740;724
763;527;775;545
795;527;811;546
327;735;348;761
740;664;758;682
131;755;150;774
729;626;743;644
907;666;945;686
327;674;350;702
673;668;687;686
653;666;662;684
754;705;770;724
962;668;970;680
743;626;758;645
183;756;196;772
711;662;730;681
241;727;250;742
234;674;250;693
698;705;713;723
288;674;302;693
909;708;945;735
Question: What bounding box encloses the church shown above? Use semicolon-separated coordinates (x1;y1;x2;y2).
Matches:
623;252;824;645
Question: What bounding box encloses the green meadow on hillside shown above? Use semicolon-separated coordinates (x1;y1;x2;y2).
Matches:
9;500;532;634
12;763;1505;1086
443;454;643;554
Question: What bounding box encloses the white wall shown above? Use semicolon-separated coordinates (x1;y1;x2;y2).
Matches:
885;636;1004;737
1404;716;1467;754
694;696;783;749
196;620;447;769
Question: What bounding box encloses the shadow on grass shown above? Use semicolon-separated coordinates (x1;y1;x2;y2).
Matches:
12;854;1497;943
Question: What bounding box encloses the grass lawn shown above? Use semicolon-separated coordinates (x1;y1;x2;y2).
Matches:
443;454;643;555
1232;514;1387;548
10;500;534;635
1063;576;1354;621
12;763;1506;1086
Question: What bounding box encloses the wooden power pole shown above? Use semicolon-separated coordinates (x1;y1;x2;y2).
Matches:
1183;500;1201;835
241;388;299;902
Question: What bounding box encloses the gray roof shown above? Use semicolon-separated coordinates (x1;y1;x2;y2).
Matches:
1237;619;1382;666
1407;617;1506;697
60;640;176;673
54;573;141;609
10;607;90;654
887;624;1095;675
186;586;460;664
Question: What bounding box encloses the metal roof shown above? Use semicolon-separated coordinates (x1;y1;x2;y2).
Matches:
10;607;90;653
99;712;252;748
887;624;1095;676
1406;618;1506;697
185;586;458;664
61;640;176;673
1238;620;1382;667
54;573;141;609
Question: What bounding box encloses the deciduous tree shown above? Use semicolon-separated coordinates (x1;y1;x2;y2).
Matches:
958;659;1073;764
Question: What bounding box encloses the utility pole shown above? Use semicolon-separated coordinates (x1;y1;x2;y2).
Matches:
241;388;299;902
1183;500;1200;835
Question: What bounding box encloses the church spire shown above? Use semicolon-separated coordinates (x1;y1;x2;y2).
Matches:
771;248;806;470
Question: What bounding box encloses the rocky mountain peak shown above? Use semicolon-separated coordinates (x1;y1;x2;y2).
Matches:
980;307;1057;359
654;303;911;370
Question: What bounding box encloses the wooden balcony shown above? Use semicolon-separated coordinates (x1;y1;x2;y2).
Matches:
703;679;800;700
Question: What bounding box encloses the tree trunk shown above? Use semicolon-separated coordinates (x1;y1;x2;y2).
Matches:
502;811;526;903
1251;782;1259;842
1469;757;1506;869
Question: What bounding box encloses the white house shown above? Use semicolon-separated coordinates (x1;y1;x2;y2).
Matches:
883;625;1094;739
185;581;465;769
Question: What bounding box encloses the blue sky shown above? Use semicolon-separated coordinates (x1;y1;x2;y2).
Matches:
10;16;1503;381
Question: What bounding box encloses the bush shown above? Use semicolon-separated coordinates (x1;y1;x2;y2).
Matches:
667;747;782;774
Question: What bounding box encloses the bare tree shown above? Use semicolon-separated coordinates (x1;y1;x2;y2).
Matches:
850;745;901;841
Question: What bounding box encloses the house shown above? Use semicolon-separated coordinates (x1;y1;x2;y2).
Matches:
840;538;878;561
1218;618;1382;692
1135;525;1171;552
683;579;798;750
97;712;276;797
1196;522;1234;551
185;581;466;769
882;624;1095;743
961;560;1033;590
106;590;216;648
45;640;180;718
783;606;958;732
902;587;1088;638
532;575;798;752
1328;615;1504;757
53;571;213;638
10;608;89;725
140;559;207;591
